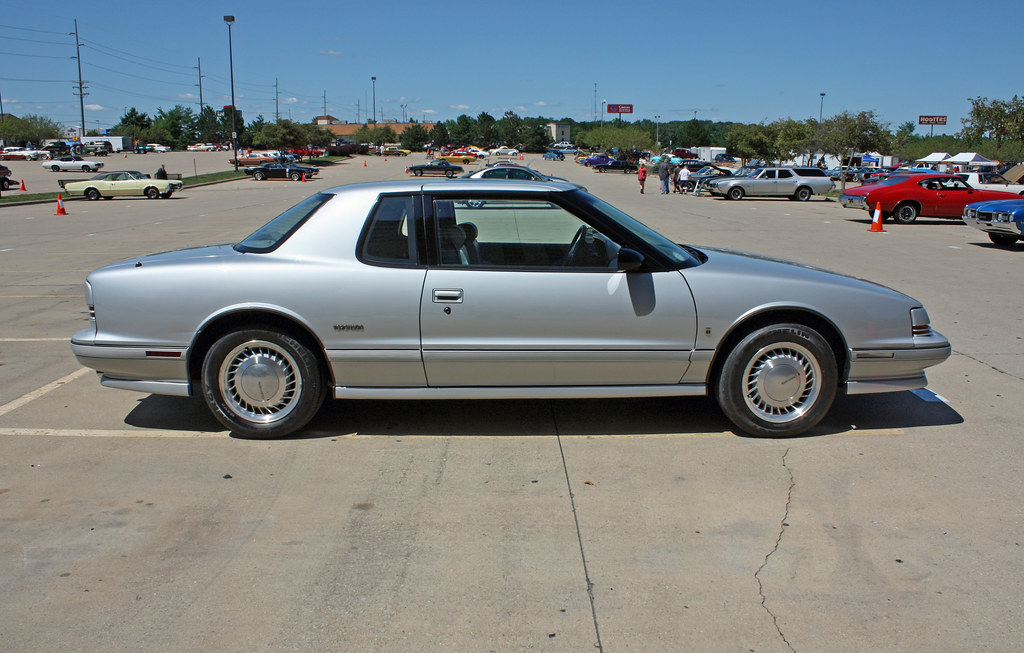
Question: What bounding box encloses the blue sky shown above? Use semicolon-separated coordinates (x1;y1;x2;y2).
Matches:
0;0;1018;136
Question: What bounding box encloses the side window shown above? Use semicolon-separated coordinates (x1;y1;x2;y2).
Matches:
481;169;506;179
507;168;535;180
776;170;793;179
362;195;416;264
763;170;777;179
433;198;620;269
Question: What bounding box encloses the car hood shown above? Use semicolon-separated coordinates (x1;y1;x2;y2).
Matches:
966;198;1024;212
693;245;912;299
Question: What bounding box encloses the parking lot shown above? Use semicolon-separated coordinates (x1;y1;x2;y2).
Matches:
2;154;1022;651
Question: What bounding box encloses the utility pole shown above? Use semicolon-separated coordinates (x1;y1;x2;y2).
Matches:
322;90;327;120
195;58;204;112
71;19;87;140
274;78;280;122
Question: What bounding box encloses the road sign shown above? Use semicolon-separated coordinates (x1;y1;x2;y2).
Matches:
607;104;633;114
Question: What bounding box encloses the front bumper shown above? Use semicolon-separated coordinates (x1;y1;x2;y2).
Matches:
963;207;1024;237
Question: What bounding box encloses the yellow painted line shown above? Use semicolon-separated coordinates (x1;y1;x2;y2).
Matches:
0;368;91;417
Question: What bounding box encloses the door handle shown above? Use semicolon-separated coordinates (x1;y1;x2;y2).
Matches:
432;289;463;303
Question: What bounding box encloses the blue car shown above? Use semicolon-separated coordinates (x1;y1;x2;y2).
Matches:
963;198;1024;247
543;150;565;161
582;153;613;167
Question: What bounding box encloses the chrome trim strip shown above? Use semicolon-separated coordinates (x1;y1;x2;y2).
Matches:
334;384;706;400
845;376;926;395
99;376;191;397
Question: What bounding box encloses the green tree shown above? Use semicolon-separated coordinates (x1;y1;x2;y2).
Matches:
447;114;476;146
773;118;815;164
475;112;497;146
149;105;195;149
400;123;430;151
820;110;893;189
0;114;62;145
575;124;654;153
195;106;221;143
726;123;779;164
429;122;449;146
497;111;524;147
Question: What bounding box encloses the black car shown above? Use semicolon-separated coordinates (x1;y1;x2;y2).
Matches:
244;161;319;181
407;160;464;177
593;160;639;174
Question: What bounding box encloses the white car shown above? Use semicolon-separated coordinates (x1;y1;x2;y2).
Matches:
466;147;489;158
147;144;171;153
490;146;519;157
42;156;105;172
1;147;48;161
187;143;216;151
958;171;1024;195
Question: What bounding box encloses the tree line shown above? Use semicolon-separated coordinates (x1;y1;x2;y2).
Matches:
1;96;1022;162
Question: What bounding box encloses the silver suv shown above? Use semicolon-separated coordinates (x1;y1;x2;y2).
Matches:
706;166;835;201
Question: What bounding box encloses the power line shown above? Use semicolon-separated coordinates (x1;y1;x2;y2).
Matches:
0;22;70;35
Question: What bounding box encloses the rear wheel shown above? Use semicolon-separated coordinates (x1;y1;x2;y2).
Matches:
253;171;266;181
989;233;1020;247
892;202;918;224
201;328;326;439
85;188;101;200
727;186;744;201
716;324;837;437
794;186;812;201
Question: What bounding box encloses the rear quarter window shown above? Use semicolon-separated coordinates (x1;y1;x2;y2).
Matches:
794;168;827;177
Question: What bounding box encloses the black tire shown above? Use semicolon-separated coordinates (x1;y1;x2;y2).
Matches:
445;170;455;178
413;169;423;176
160;192;172;199
892;202;918;224
727;186;744;201
597;167;605;173
145;187;160;199
289;172;301;181
51;165;60;172
82;165;92;172
989;233;1019;247
715;323;837;437
794;186;812;201
1;178;9;191
253;171;266;181
462;158;471;164
201;328;325;439
85;188;101;201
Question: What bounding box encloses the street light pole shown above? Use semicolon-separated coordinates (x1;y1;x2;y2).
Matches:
224;16;237;172
819;92;826;123
654;115;660;146
371;76;376;126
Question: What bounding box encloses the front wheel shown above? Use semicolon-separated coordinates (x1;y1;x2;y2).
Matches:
445;170;455;178
413;169;423;176
290;172;301;181
892;202;918;224
201;329;326;439
82;165;92;172
715;324;837;437
727;186;744;201
145;187;160;199
989;233;1020;247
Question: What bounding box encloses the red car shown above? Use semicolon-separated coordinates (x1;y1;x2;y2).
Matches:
838;173;1020;223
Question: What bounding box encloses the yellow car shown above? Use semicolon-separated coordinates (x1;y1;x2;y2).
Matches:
437;153;477;164
62;170;183;200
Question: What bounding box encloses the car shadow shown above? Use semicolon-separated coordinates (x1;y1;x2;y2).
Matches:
967;240;1024;251
847;217;967;227
124;390;964;441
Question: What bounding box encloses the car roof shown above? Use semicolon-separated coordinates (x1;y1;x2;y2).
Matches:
322;179;580;197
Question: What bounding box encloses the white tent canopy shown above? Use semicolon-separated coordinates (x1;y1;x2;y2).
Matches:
916;152;951;163
947;152;996;165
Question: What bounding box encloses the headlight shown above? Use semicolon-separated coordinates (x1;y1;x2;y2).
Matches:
963;207;976;219
997;212;1012;223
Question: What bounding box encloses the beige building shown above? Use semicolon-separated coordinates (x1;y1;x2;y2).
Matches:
313;115;434;140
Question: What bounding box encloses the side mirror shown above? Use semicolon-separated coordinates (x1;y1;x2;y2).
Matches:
617;248;645;272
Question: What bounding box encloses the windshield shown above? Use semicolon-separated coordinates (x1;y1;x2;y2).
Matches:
568;190;703;268
235;192;334;253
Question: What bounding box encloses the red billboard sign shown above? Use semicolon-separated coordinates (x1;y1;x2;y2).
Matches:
918;115;947;125
606;104;633;114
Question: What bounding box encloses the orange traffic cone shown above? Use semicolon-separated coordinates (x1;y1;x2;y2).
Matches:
363;160;367;167
301;173;306;182
404;166;409;174
19;179;25;191
384;157;388;162
868;203;886;232
54;194;68;215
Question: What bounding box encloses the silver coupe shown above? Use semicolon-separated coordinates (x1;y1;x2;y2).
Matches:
70;180;951;439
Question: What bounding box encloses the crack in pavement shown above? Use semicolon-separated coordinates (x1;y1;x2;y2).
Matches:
954;349;1024;382
755;447;796;653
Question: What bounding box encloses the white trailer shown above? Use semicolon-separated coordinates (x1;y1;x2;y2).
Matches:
696;146;726;161
80;136;127;152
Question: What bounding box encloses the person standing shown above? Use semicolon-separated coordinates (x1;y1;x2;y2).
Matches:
657;158;672;194
678;165;692;194
637;163;647;194
154;164;168;180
